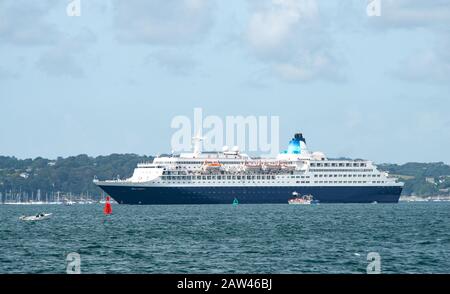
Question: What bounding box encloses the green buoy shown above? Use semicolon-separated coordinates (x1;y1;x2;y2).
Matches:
232;198;239;206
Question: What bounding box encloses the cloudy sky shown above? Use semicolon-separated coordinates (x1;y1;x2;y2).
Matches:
1;0;449;163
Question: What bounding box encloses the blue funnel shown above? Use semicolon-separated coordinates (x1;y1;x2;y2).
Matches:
286;133;305;154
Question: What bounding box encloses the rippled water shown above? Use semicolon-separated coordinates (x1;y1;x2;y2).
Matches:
0;203;449;273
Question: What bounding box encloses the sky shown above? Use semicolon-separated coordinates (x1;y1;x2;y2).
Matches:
0;0;449;164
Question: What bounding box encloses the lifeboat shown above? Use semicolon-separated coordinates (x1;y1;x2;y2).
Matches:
262;161;281;171
281;164;296;172
202;161;222;171
243;161;262;171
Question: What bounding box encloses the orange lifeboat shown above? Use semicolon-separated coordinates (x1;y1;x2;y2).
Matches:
207;162;221;167
202;161;222;171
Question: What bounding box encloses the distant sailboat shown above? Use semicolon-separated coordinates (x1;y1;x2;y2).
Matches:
232;198;239;206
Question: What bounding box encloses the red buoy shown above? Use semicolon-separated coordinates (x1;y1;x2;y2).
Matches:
104;196;112;215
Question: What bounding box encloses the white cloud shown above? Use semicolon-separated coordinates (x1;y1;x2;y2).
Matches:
393;41;450;82
36;50;84;78
113;0;215;45
0;0;98;78
274;52;344;82
334;0;450;31
368;0;450;29
359;0;450;83
246;0;318;53
0;0;60;46
244;0;343;82
36;28;98;78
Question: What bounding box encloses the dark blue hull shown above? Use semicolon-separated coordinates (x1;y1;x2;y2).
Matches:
98;185;402;204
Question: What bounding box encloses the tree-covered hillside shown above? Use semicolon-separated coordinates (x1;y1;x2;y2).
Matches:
378;162;450;196
0;154;152;201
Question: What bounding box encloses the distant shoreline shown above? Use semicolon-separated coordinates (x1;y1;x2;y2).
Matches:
399;195;450;202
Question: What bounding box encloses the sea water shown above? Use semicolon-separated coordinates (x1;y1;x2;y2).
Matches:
0;202;449;273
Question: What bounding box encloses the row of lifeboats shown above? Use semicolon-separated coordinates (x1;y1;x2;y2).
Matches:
245;164;296;172
202;161;297;172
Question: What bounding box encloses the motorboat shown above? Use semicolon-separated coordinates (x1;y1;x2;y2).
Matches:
288;192;317;205
19;213;52;221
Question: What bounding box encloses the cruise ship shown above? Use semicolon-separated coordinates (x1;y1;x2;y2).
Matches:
94;133;403;204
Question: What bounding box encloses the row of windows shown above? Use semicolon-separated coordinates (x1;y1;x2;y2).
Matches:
161;174;313;180
158;181;299;184
311;162;367;167
310;169;373;172
162;171;189;175
161;175;278;181
313;174;381;178
148;161;369;168
314;181;385;184
168;161;244;165
159;174;381;181
152;180;386;185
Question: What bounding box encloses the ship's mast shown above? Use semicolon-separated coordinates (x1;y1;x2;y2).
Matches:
192;134;204;157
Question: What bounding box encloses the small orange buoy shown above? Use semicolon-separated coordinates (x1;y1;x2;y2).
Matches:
104;196;112;215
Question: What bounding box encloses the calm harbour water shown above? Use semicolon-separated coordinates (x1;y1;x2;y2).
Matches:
0;202;449;273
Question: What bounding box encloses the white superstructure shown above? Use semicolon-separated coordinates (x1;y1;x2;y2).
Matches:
96;133;402;189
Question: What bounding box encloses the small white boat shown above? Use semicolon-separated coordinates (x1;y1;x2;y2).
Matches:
288;197;312;205
288;192;315;205
19;213;52;221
